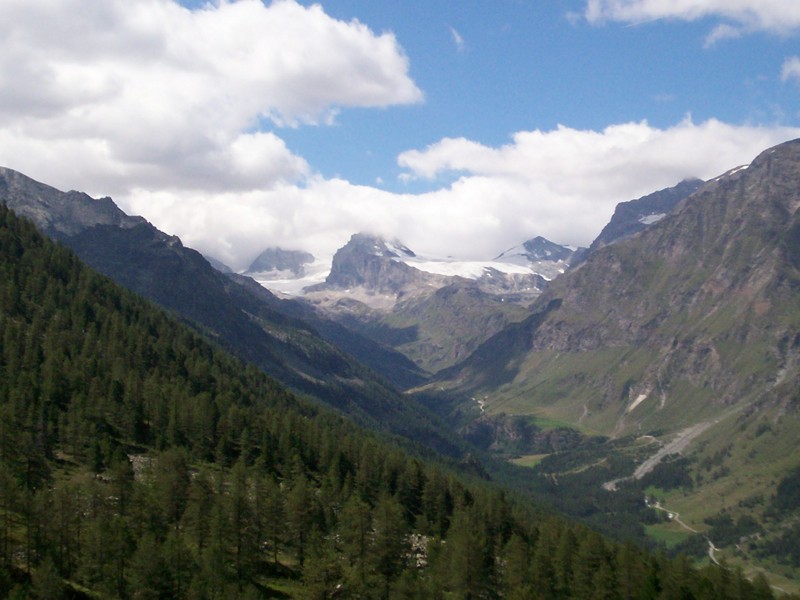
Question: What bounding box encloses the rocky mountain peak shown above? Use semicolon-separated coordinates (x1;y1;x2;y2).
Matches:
246;247;315;277
495;236;575;264
343;232;416;259
586;177;705;255
0;166;144;238
320;232;431;293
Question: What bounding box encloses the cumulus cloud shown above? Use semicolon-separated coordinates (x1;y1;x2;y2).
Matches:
125;118;800;270
1;0;798;273
0;0;422;197
584;0;800;42
390;118;800;254
781;56;800;83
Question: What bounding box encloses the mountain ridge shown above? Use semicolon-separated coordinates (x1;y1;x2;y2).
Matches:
586;178;705;255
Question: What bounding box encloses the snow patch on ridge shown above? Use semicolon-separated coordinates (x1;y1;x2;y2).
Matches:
626;393;648;414
638;213;666;226
404;256;535;278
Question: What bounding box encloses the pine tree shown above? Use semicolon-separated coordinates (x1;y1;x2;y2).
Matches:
338;494;372;586
370;494;410;596
259;475;285;565
444;505;492;599
302;529;342;599
502;532;535;598
152;447;190;531
286;474;318;566
228;459;257;587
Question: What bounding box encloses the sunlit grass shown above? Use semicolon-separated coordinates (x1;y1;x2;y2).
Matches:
645;523;693;549
509;453;549;468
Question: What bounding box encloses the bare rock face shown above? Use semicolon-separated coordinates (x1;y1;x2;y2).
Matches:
319;233;443;294
0;166;144;238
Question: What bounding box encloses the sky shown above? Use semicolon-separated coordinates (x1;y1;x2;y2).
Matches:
2;0;800;270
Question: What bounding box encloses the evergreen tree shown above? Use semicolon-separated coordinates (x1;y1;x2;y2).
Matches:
370;493;410;596
286;474;318;566
30;555;63;600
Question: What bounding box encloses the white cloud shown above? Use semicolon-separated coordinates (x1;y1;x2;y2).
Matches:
703;23;743;47
584;0;800;42
392;119;800;255
0;0;422;197
781;56;800;83
449;26;466;52
1;0;798;273
124;118;800;271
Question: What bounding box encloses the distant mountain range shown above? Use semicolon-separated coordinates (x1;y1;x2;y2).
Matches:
294;232;569;373
244;231;576;299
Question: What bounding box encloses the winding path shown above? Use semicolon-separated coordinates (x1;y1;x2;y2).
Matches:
646;498;719;565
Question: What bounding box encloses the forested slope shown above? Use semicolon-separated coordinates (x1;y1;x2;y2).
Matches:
0;205;781;598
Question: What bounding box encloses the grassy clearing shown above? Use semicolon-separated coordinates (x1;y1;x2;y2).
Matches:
510;454;550;468
645;523;693;549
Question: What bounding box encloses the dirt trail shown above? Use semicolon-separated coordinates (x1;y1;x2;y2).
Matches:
647;499;719;566
577;404;589;426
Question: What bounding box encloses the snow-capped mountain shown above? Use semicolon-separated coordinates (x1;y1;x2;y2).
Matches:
493;236;576;281
234;232;574;373
247;232;575;301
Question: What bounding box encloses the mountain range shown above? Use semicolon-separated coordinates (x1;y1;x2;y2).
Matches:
2;137;800;589
288;232;573;373
238;180;703;374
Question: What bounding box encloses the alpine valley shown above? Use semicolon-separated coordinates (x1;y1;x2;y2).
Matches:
1;138;800;596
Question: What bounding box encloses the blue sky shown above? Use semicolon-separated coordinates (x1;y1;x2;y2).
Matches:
1;1;800;268
283;1;797;191
276;0;800;191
